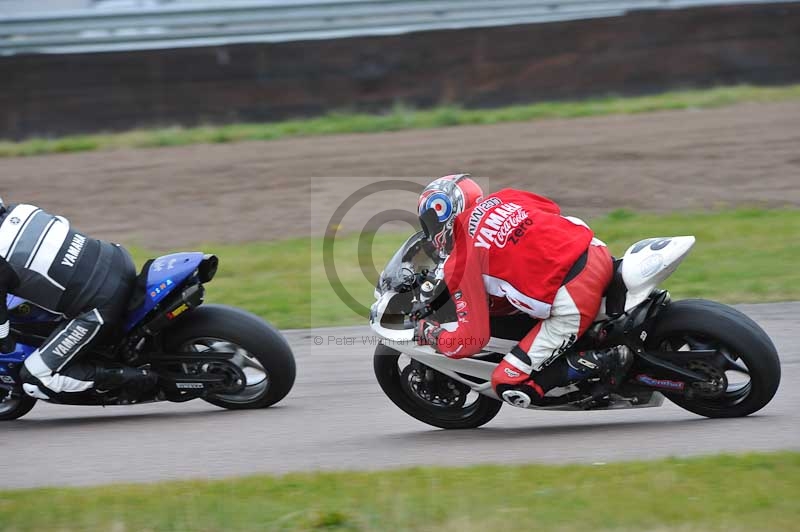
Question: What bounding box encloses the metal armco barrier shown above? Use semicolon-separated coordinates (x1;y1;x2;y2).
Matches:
1;0;797;55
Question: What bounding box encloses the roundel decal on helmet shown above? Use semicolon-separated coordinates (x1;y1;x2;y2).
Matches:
424;192;453;222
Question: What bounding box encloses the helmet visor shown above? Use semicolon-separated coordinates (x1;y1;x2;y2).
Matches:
419;208;441;240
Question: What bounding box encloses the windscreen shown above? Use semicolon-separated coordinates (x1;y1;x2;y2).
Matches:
377;231;438;294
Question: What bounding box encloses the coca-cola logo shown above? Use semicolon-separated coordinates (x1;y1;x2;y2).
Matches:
474;204;530;249
494;210;530;248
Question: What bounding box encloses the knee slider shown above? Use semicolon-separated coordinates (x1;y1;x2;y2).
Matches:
495;381;547;409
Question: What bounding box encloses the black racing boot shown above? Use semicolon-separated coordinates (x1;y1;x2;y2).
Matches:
95;365;159;404
564;345;633;387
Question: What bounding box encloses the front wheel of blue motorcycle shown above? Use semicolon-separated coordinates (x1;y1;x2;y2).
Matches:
164;305;296;409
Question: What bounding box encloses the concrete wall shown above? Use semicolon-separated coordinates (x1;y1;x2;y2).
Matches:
2;2;799;139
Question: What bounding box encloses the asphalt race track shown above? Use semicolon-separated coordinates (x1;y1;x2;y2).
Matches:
1;302;797;489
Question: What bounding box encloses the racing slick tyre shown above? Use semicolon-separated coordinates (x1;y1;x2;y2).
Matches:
164;305;296;409
374;343;502;429
647;299;780;418
0;393;36;421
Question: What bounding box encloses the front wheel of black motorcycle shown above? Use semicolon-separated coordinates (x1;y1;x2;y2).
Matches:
647;299;781;418
164;305;296;409
374;344;502;429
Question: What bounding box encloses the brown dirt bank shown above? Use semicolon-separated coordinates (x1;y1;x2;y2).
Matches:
1;101;798;248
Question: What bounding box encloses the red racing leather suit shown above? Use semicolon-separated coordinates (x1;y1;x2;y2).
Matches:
430;188;605;367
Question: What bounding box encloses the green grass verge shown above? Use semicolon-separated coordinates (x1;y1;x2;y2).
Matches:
127;208;799;330
1;452;797;531
2;84;800;157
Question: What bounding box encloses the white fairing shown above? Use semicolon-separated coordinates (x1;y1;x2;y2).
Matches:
368;235;682;411
621;236;695;311
370;290;415;343
369;291;665;410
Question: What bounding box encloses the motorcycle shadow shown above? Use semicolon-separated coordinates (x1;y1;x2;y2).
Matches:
7;404;285;430
384;415;775;441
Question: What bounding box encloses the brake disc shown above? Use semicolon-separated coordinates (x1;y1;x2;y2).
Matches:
401;364;468;408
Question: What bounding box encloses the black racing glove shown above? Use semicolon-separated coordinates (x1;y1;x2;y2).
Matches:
0;330;16;354
0;259;20;354
0;289;14;354
0;316;14;354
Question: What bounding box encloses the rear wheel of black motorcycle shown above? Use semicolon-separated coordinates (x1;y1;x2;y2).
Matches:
0;393;36;421
647;299;781;418
374;344;502;429
164;305;296;409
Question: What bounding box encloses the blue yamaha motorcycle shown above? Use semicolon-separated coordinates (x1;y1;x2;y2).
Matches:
0;252;296;420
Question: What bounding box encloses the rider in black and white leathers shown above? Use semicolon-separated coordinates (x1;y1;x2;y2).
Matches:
0;198;156;402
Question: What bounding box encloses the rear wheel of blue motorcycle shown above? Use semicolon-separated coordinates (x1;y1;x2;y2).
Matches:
0;393;36;421
164;305;296;409
374;344;502;429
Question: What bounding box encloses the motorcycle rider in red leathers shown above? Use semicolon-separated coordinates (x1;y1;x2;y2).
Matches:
414;175;630;408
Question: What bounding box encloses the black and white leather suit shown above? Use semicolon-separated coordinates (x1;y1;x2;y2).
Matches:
0;202;137;401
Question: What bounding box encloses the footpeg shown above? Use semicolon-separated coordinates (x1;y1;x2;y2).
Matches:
574;384;612;410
